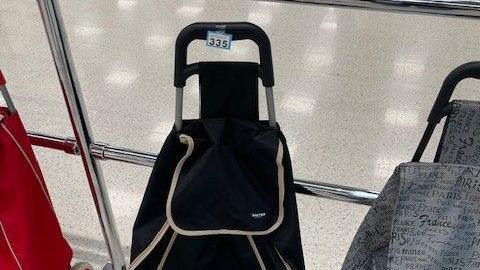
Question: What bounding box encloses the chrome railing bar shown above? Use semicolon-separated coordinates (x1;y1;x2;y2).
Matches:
36;0;126;268
258;0;480;19
27;131;379;206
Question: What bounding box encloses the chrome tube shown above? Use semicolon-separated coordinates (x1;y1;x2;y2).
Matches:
294;179;378;205
36;1;126;269
27;130;78;154
28;130;68;145
90;143;157;167
0;85;16;114
28;131;379;205
175;87;184;130
265;87;277;127
260;0;480;19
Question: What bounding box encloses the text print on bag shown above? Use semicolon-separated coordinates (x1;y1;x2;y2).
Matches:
251;212;266;219
206;31;232;50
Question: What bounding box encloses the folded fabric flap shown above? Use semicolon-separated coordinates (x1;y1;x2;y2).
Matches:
167;118;285;235
131;118;305;269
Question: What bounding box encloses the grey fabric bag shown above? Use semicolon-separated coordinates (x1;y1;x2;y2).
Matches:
342;162;480;270
343;98;480;270
343;162;480;269
344;63;480;269
436;100;480;166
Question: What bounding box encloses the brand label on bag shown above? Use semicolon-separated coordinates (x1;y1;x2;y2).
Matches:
251;212;266;219
206;31;232;50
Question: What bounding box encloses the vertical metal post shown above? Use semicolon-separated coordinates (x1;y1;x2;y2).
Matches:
175;87;184;130
36;0;126;269
265;87;276;127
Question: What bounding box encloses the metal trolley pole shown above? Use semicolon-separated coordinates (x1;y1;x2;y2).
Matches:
30;0;480;269
36;0;126;269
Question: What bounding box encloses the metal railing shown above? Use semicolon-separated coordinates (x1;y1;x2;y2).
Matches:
37;0;126;268
27;131;380;206
268;0;480;19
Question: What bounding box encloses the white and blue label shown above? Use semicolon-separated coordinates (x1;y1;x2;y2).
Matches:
206;31;232;50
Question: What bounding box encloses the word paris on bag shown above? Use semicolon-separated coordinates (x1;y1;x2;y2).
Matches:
343;163;480;270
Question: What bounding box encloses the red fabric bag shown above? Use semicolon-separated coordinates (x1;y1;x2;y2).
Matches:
0;108;72;270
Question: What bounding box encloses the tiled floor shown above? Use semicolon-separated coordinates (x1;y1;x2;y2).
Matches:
1;0;480;269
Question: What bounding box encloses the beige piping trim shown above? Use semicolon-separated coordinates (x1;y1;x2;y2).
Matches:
1;123;53;209
157;232;177;270
0;221;23;270
247;236;266;270
166;134;285;236
274;246;292;270
129;221;170;270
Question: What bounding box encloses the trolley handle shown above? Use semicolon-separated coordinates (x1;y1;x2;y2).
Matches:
428;61;480;124
174;22;274;88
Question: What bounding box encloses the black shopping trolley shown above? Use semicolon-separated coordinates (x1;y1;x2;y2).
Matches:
129;22;305;270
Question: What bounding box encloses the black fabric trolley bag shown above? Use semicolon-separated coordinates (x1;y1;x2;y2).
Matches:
342;62;480;270
130;22;305;270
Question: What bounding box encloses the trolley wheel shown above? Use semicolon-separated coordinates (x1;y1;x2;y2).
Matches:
71;262;94;270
